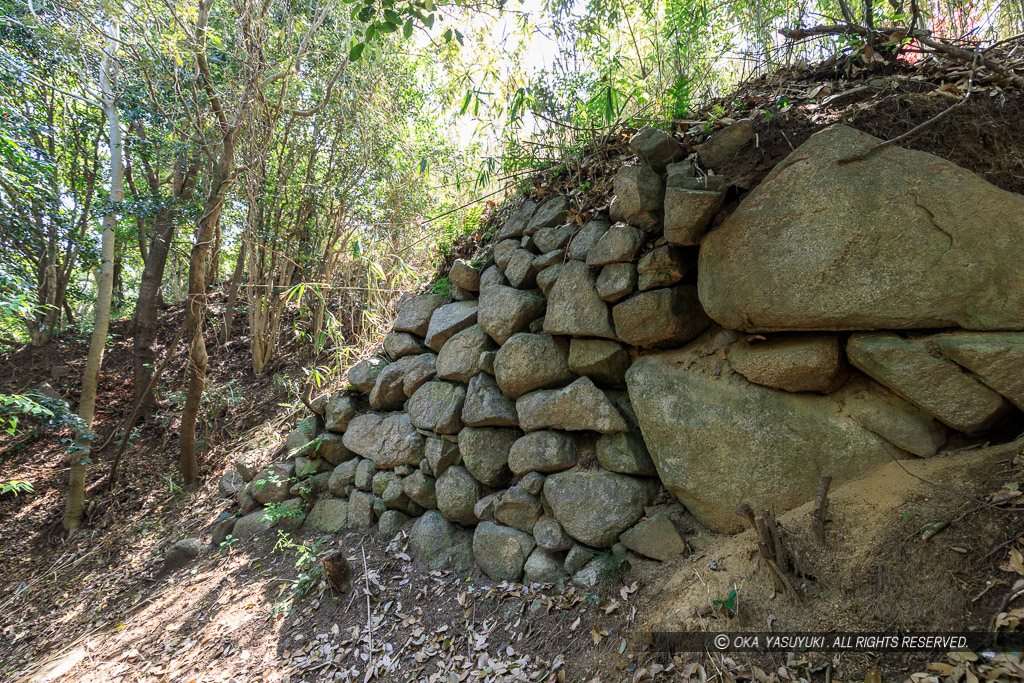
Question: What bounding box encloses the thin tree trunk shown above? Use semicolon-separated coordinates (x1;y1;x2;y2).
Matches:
131;207;175;416
221;238;246;343
64;32;122;532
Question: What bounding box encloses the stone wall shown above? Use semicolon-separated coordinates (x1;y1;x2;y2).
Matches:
218;122;1024;583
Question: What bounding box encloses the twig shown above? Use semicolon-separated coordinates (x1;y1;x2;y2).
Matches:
812;475;833;543
362;544;373;682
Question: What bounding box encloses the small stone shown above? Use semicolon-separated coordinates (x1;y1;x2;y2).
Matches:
480;265;509;289
536;264;562;297
285;417;319;457
534;516;573;552
251;462;295;505
347;491;376;528
612;285;711;349
379;510;410;539
355;459;376;491
375;413;426;468
329;460;359;495
532;250;565;270
532;225;574;254
568;339;631;389
630;126;683;169
382;478;412;512
508;430;579;475
410;510;473;570
586;225;647;267
526;195;568;233
520;471;545;496
637;246;689;291
164;538;204;571
503;249;538;289
564;544;592;574
524;547;565;585
218;469;244;498
212;517;237;546
664;188;725;246
728;334;845;393
474;492;500;521
317;433;353;466
369;360;409;411
596;432;657;476
497;200;538;240
425;437;461;477
544;470;650;547
619;515;686;561
449;260;481;292
596;263;637;303
403;470;438;509
233;451;266;482
373;470;399;497
479;350;496;375
402;353;438;397
459;427;521;487
232;510;275;540
494;240;520;269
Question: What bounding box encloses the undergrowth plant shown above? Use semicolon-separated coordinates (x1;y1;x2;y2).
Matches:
271;532;326;616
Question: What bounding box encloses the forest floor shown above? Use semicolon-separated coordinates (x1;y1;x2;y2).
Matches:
4;47;1024;682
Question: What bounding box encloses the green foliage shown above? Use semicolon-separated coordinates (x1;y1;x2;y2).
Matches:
262;502;304;525
271;532;326;615
1;479;34;496
0;391;82;436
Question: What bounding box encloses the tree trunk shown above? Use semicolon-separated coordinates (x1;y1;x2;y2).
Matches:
131;207;175;417
179;133;237;486
221;238;246;343
64;32;122;532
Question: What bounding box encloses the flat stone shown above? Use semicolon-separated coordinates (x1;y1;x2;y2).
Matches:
612;166;663;232
394;294;448;337
847;333;1009;433
568;339;631;390
436;465;482;525
930;331;1024;410
323;393;357;433
478;286;546;345
425;436;460;477
375;413;426;468
543;471;650;547
637;246;689;291
424;301;478;352
543;260;616;339
728;334;845;393
508;430;579;475
536;265;562;297
473;521;535;581
630;126;682;170
586;225;646;267
504;249;538;289
664;188;724;246
494;333;575;399
697;119;754;169
698;124;1024;332
516;377;629;434
342;414;384;459
626;342;902;533
306;498;349;533
494;486;543;533
462;372;519;427
459;427;521;487
348;356;387;394
596;263;637;303
566;220;610;261
532;249;565;270
534;516;573;552
450;260;481;292
619;515;686;561
612;285;710;349
844;381;947;457
526;195;568;233
596;432;657;476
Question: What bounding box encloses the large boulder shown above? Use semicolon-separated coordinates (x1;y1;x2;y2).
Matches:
626;338;900;533
508;430;579;475
568;339;631;389
394;294;448;337
494;334;575;399
543;260;616;339
462;372;519;427
375;413;426;468
516;377;629;434
407;381;465;434
473;522;535;581
929;331;1024;410
458;426;521;487
698;125;1024;332
612;285;710;349
424;301;478;352
727;334;845;393
543;471;650;547
847;333;1009;433
477;286;546;345
436;465;482;525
